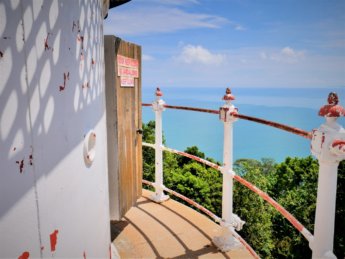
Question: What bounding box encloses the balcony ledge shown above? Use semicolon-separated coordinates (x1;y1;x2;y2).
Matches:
111;189;254;258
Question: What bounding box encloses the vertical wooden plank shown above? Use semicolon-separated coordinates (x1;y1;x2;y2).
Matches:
105;37;142;219
136;45;143;199
104;35;120;221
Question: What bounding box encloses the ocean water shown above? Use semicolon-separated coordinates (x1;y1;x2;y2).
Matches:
142;87;345;163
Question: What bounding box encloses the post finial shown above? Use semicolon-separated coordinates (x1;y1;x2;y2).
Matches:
155;87;163;97
223;87;235;101
318;92;345;117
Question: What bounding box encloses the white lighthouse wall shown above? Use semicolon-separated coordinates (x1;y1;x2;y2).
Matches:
0;0;111;258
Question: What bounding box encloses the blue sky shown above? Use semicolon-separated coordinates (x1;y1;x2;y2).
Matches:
104;0;345;89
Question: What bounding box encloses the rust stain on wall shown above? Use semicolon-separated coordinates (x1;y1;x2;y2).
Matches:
44;33;53;51
29;154;33;166
72;20;81;32
16;159;24;173
59;72;70;91
77;35;84;60
82;81;89;89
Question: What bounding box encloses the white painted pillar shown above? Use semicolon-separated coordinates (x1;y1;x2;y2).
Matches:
310;92;345;259
222;121;234;223
313;162;338;258
151;88;169;203
213;88;244;252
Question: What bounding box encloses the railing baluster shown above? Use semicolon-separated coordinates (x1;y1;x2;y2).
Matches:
150;87;169;203
310;92;345;259
213;88;245;252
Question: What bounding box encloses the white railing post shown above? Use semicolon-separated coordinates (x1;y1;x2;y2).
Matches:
150;87;169;203
310;92;345;259
213;88;245;252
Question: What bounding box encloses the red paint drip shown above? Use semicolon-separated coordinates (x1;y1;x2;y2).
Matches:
91;58;95;65
18;251;30;259
41;246;44;251
16;159;24;173
50;229;59;252
83;251;86;259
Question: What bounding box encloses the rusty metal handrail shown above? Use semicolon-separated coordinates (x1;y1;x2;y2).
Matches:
142;142;314;243
142;103;311;139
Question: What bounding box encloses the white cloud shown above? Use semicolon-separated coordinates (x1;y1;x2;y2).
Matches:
175;44;226;65
260;52;268;60
105;7;228;36
142;54;155;61
233;23;246;31
142;46;345;88
235;25;245;31
281;47;304;58
260;47;305;63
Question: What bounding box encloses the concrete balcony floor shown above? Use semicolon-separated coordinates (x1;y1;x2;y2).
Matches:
111;189;254;258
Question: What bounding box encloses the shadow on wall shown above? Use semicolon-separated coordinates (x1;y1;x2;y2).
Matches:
0;0;106;219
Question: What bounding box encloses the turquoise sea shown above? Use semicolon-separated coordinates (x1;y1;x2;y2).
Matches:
142;87;345;163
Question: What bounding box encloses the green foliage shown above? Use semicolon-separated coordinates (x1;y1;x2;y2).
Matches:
164;162;222;215
142;121;155;182
270;156;318;258
177;146;205;166
141;121;345;259
233;159;276;258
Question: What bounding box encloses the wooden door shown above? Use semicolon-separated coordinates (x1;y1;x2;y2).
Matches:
104;36;142;220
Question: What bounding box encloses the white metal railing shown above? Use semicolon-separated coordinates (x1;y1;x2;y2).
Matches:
142;88;345;259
